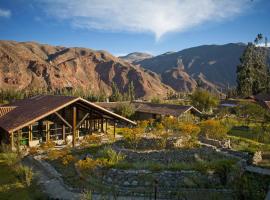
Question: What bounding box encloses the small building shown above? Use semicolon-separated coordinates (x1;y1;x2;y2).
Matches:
97;101;201;121
132;102;201;121
0;95;136;149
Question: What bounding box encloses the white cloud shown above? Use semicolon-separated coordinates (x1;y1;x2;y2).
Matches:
40;0;252;40
0;8;11;18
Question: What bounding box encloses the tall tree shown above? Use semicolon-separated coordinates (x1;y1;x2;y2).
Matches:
237;34;269;97
109;82;122;102
128;81;135;101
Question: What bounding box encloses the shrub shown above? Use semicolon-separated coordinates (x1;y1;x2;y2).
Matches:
28;147;38;155
80;190;93;200
75;157;102;170
62;154;76;165
47;148;70;160
81;135;102;147
1;152;20;166
200;120;227;140
178;123;201;137
190;89;219;113
41;141;55;151
16;165;33;187
162;117;178;132
122;127;144;149
98;146;125;165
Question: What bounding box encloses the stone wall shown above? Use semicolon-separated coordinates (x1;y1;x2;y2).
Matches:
99;169;221;193
114;146;228;164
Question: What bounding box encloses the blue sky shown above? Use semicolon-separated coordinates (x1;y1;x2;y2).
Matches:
0;0;269;56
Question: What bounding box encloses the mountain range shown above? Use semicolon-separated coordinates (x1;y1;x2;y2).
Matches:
1;40;268;99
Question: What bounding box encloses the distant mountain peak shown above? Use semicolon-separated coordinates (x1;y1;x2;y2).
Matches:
119;52;153;63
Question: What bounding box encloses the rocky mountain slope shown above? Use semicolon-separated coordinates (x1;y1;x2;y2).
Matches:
134;43;249;92
119;52;153;63
0;40;171;99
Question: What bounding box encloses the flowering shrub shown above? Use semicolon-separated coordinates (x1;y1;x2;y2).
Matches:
41;141;55;151
200;120;227;140
62;154;76;165
81;135;102;147
122;127;144;149
98;146;125;165
47;148;70;160
75;157;102;170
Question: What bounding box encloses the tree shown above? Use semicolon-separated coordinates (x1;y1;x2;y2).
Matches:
234;102;266;125
190;89;219;113
109;82;122;102
114;103;135;118
237;34;269;97
127;81;135;101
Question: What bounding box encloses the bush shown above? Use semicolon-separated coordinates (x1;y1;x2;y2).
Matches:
1;152;20;167
75;157;102;171
80;190;93;200
122;127;144;149
81;135;102;147
190;89;219;113
16;165;33;187
47;148;70;160
98;146;125;165
28;147;38;155
200;120;227;140
114;103;135;118
62;154;76;165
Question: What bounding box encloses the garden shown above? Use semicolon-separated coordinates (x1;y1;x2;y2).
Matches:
35;112;270;199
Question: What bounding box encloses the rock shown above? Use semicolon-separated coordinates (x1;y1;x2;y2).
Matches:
107;177;112;183
131;180;138;186
123;181;130;186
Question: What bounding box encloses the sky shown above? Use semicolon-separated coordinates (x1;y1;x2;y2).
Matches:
0;0;269;56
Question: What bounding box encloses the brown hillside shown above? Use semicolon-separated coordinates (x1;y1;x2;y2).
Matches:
0;40;172;99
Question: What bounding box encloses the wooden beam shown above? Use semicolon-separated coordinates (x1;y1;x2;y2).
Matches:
72;106;77;147
55;112;72;128
76;113;89;129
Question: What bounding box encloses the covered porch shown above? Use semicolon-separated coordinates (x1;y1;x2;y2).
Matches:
0;96;136;149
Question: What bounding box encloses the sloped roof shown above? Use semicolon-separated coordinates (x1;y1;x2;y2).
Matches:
96;101;201;117
0;95;136;133
133;102;201;116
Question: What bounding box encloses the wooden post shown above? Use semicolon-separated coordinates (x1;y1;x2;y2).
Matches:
101;118;104;133
62;125;66;142
105;119;108;133
113;120;116;139
72;106;77;147
28;125;32;145
10;132;14;150
45;121;50;142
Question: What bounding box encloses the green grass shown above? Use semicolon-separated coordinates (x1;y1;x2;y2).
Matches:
0;153;46;200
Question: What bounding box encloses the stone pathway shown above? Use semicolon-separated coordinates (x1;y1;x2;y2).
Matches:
23;156;81;200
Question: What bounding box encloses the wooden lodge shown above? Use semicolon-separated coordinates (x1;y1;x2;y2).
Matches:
0;95;136;149
97;101;202;121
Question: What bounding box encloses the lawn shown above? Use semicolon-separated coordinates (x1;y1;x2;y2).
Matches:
0;153;46;200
